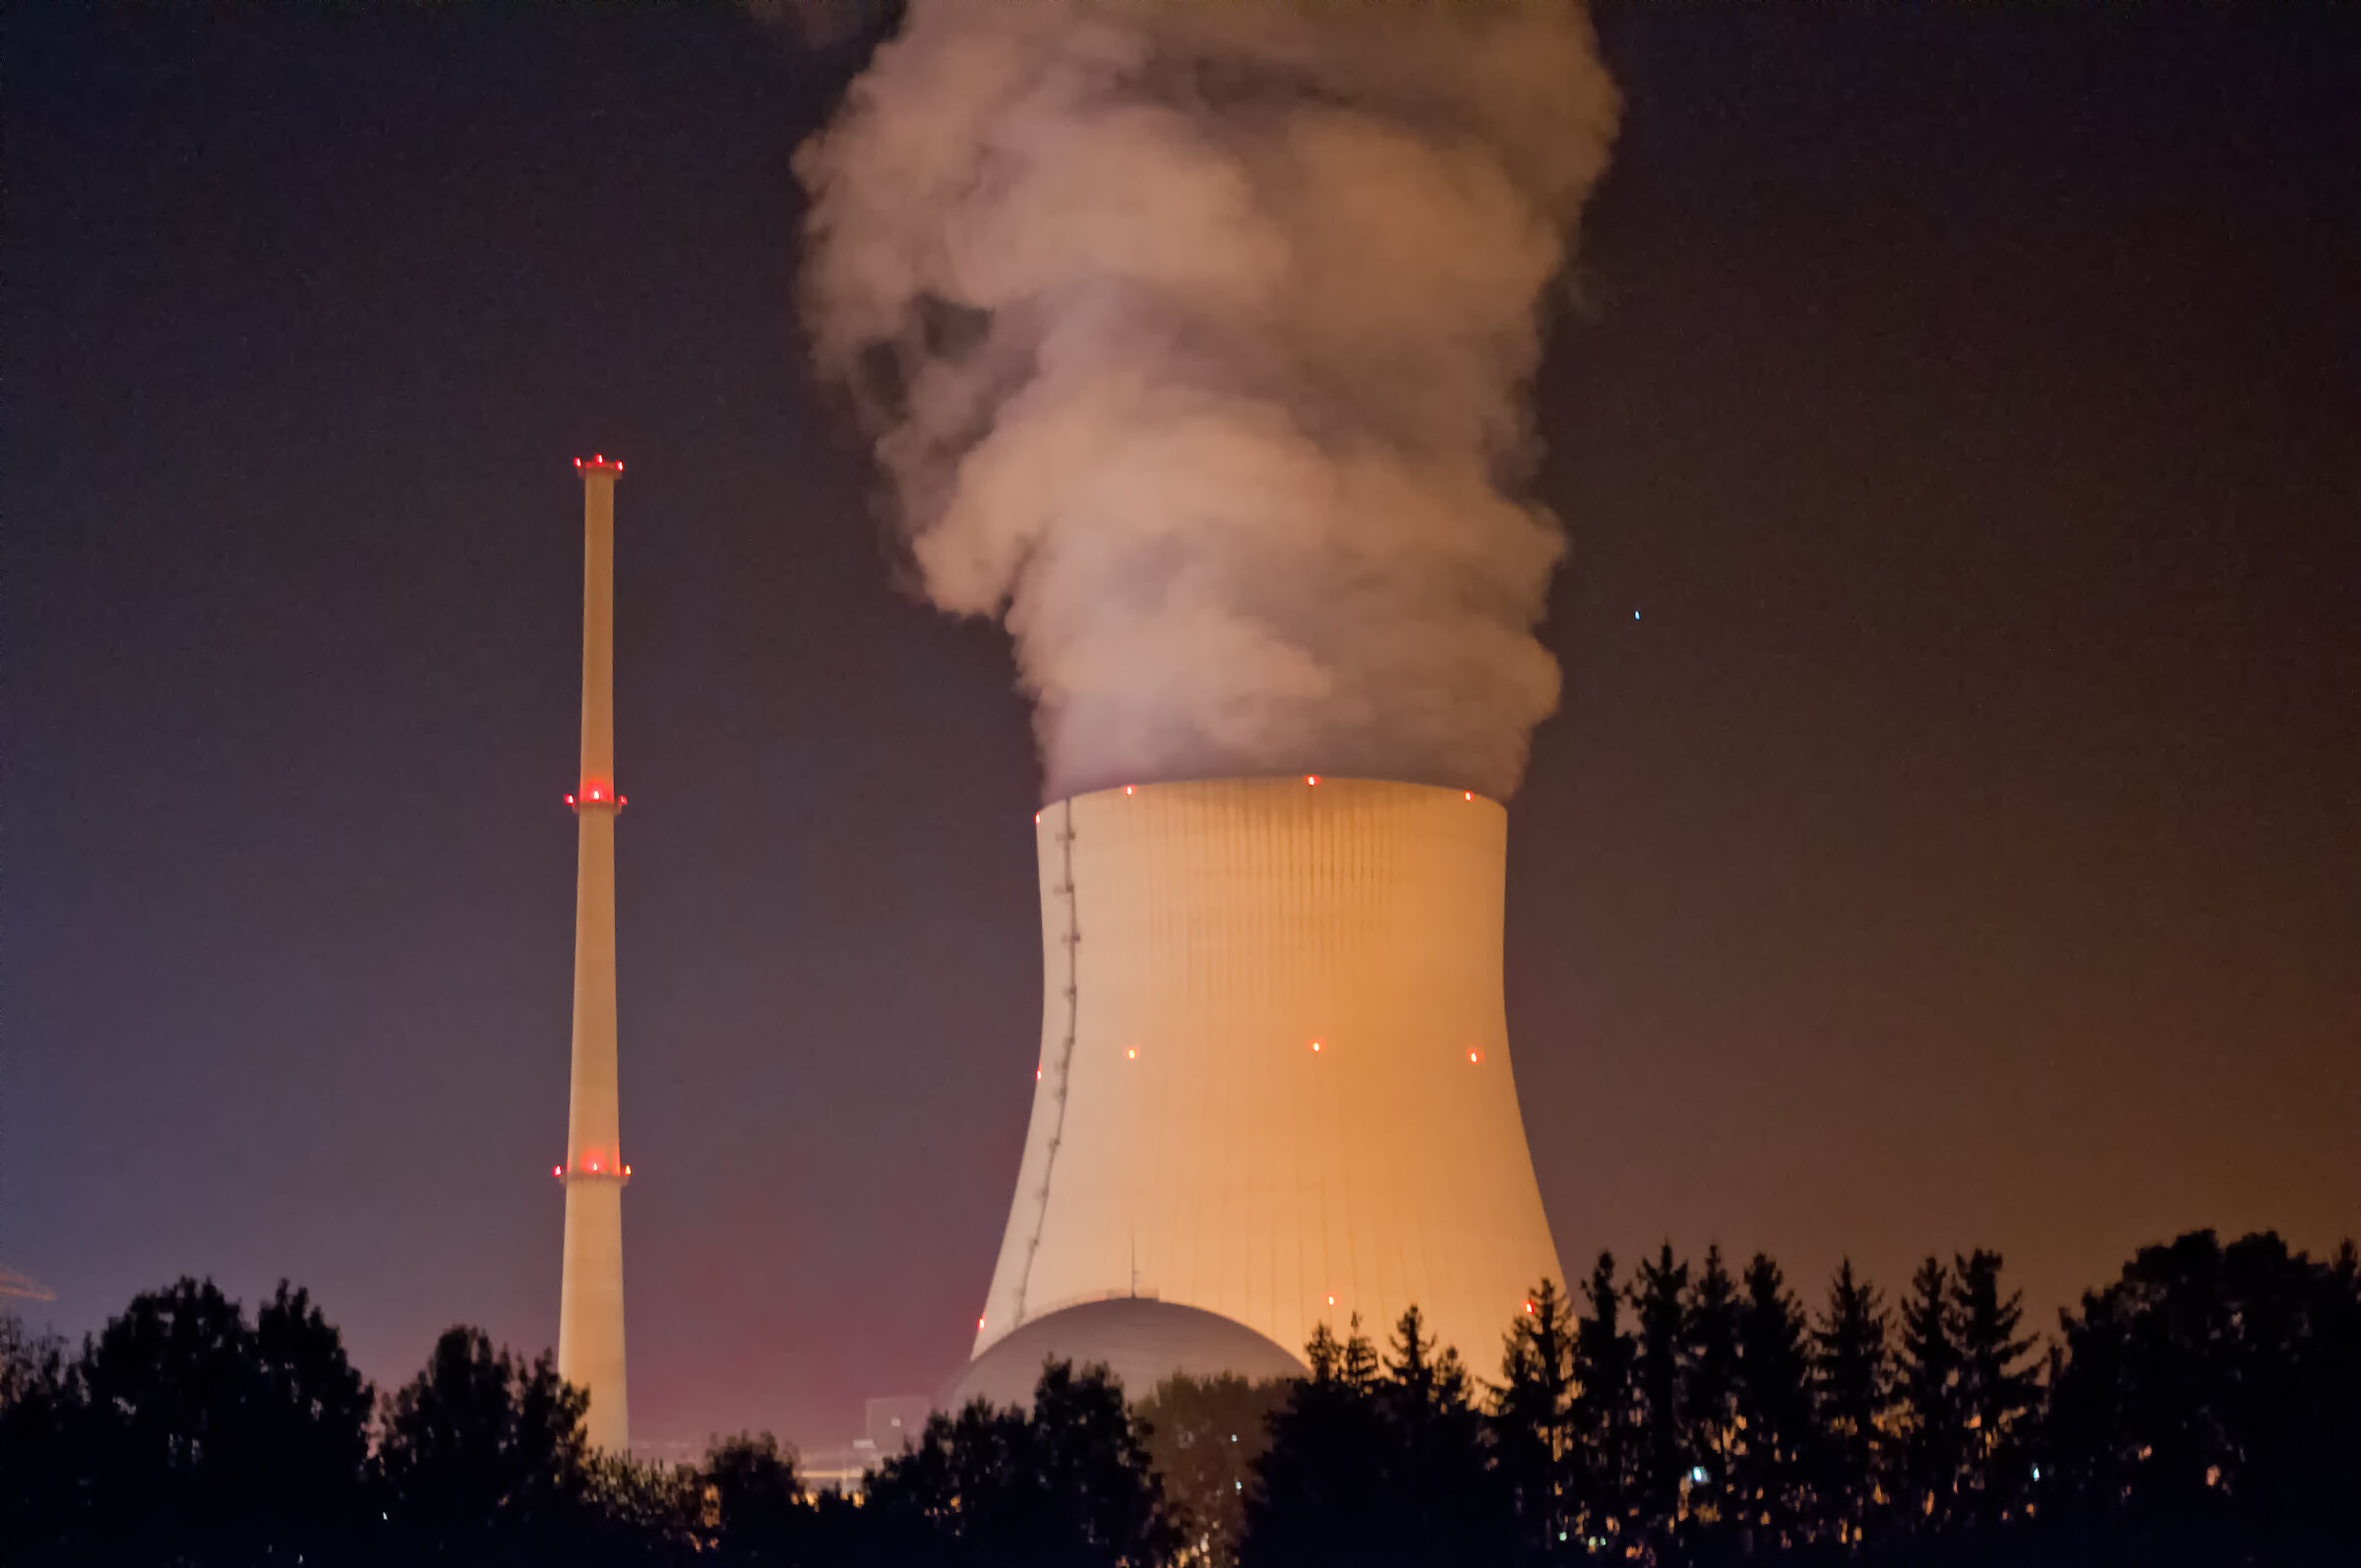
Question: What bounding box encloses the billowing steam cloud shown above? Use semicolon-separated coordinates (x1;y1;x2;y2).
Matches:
797;0;1619;802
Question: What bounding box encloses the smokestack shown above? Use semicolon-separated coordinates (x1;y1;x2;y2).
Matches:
946;775;1563;1405
557;454;630;1452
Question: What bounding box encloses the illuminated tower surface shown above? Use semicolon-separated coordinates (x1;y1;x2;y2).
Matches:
960;775;1564;1401
557;455;629;1452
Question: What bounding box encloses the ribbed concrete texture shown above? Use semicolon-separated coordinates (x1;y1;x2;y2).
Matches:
558;460;629;1453
972;776;1565;1383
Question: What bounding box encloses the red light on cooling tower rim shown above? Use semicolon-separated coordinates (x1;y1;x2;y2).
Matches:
624;1165;632;1176
1306;774;1319;786
978;1315;986;1330
1465;791;1475;801
554;1165;564;1177
1124;785;1134;796
565;794;575;807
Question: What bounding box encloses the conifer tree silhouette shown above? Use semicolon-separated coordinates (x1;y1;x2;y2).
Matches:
1573;1253;1639;1550
1494;1279;1577;1562
1683;1244;1742;1539
1810;1257;1892;1547
1950;1248;2037;1526
1896;1256;1963;1532
1731;1253;1813;1551
1631;1243;1693;1549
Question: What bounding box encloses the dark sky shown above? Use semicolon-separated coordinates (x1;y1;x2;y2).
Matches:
7;4;2356;1453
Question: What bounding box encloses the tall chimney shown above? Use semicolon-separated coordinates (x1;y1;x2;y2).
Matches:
558;454;629;1452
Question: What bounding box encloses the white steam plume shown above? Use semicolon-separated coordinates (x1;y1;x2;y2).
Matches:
796;0;1619;802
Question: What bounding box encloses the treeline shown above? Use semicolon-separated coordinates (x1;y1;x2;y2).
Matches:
2;1229;2355;1566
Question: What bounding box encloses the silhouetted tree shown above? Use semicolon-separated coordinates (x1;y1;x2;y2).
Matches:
584;1450;703;1562
869;1358;1174;1568
375;1324;592;1562
1683;1244;1741;1542
251;1282;377;1554
1730;1253;1813;1552
1382;1304;1505;1562
0;1311;85;1563
1244;1316;1394;1568
1572;1252;1638;1549
1247;1308;1506;1568
704;1431;807;1562
1631;1242;1692;1548
1493;1279;1578;1562
1135;1371;1285;1568
1810;1258;1890;1547
53;1277;377;1565
1949;1248;2035;1526
1894;1256;1960;1532
2044;1229;2361;1562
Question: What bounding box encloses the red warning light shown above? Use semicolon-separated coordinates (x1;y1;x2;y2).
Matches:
1469;1049;1483;1063
1326;1295;1336;1306
1525;1300;1537;1315
1124;785;1135;796
624;1165;632;1176
1306;774;1319;786
565;794;576;807
1464;791;1475;801
978;1315;987;1331
1310;1040;1323;1054
554;1165;564;1177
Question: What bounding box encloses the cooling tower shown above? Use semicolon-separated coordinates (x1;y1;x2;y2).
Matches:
954;775;1563;1404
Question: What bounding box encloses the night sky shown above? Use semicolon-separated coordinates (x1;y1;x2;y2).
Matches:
7;5;2355;1454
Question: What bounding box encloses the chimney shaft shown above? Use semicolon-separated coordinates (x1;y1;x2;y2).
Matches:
558;456;629;1453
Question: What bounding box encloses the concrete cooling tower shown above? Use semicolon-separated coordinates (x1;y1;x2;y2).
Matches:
945;775;1564;1409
